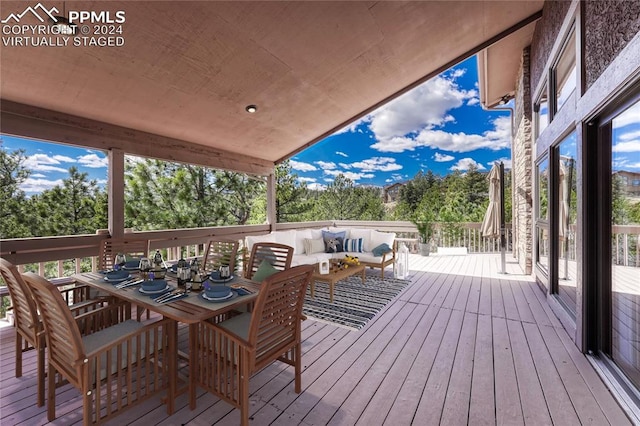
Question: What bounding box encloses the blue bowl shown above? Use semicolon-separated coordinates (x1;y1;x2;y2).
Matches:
105;270;130;280
141;279;167;292
205;283;230;298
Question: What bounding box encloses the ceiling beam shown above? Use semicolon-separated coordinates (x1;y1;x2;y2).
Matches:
0;100;274;177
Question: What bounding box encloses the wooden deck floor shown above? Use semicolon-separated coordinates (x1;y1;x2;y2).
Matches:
0;253;632;425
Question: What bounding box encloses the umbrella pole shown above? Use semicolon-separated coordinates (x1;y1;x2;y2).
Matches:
500;162;506;274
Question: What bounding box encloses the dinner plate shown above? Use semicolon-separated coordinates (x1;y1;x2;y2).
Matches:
139;285;172;295
199;291;238;303
104;271;131;282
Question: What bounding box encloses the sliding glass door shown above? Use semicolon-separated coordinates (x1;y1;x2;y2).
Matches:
606;97;640;389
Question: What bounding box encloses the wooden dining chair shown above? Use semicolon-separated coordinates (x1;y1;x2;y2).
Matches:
245;242;294;280
22;272;176;424
195;264;313;426
97;237;150;271
0;258;127;408
202;239;239;273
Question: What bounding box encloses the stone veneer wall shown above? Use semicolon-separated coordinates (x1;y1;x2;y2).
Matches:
513;47;533;275
530;0;572;93
584;0;640;89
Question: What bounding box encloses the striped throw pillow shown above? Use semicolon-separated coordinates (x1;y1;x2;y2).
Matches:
343;238;364;253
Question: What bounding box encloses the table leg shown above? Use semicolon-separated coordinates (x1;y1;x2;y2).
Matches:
330;281;334;303
361;268;365;284
311;280;315;298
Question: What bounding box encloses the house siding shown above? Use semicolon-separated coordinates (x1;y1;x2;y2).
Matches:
530;0;572;94
584;0;640;89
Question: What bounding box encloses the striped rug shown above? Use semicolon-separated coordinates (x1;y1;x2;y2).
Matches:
303;275;410;330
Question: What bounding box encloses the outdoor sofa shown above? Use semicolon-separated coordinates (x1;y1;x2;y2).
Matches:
245;227;396;277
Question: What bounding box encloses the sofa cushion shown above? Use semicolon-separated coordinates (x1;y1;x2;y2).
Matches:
372;243;392;257
370;230;396;250
322;230;345;253
304;238;325;254
343;238;364;253
246;233;276;252
327;227;351;239
294;229;312;254
291;253;332;266
348;229;372;251
270;230;296;251
343;251;387;264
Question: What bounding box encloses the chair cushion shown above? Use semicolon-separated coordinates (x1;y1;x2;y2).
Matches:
370;230;396;250
246;234;276;252
252;259;279;282
270;230;296;251
218;312;252;341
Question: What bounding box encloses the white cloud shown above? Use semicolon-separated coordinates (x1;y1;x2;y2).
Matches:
324;170;375;181
334;116;370;135
24;153;74;173
487;157;513;169
315;161;337;170
613;101;640;128
289;160;318;172
298;177;316;183
624;162;640;169
338;162;352;169
467;97;480;106
307;182;327;191
368;75;473;141
613;141;640;152
619;129;640;141
21;177;64;193
372;115;511;153
433;152;455;162
450;68;466;78
450;158;486;171
77;153;108;168
348;157;403;172
335;151;348;157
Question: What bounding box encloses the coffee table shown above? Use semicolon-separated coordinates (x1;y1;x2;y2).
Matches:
311;263;365;303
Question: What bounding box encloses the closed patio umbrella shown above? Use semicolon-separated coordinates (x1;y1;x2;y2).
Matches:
481;163;501;238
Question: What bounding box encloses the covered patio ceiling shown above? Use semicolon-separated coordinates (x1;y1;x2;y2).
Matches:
1;1;542;176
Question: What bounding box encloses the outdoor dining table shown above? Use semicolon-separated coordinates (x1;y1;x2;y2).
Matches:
73;271;260;411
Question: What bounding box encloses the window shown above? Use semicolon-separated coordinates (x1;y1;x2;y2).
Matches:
556;131;577;315
535;82;549;139
554;30;577;113
536;157;550;273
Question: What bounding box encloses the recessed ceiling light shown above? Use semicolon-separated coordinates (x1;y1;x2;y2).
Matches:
245;105;258;113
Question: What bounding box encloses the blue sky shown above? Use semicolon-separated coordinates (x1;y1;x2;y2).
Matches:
2;55;516;195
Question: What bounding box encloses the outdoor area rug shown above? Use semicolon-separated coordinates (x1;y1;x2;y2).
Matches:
303;275;410;330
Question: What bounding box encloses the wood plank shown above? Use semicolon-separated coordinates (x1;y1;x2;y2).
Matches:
468;313;496;426
382;307;453;425
507;318;552;424
522;322;581;425
355;305;440;425
439;311;478;425
492;317;524;425
412;308;465;424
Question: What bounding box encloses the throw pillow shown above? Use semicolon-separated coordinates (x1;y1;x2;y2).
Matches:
322;230;345;254
252;259;279;282
343;238;364;253
372;243;392;257
304;238;325;255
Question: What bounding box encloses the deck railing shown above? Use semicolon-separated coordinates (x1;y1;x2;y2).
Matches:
6;221;639;319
